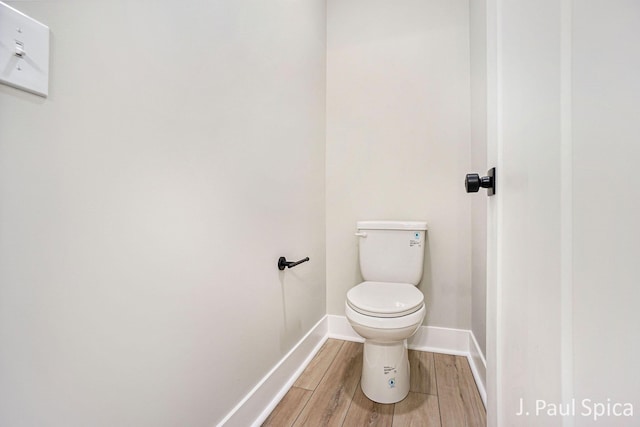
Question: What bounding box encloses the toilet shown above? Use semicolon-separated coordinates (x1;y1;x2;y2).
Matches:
345;220;427;404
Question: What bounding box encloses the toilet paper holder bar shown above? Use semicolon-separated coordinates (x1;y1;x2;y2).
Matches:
278;256;310;270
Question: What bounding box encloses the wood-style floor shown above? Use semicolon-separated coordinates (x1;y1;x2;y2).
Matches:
263;339;486;427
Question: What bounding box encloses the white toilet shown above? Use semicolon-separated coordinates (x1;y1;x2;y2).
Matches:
345;220;427;404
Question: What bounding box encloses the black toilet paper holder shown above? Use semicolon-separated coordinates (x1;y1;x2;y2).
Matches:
278;256;310;270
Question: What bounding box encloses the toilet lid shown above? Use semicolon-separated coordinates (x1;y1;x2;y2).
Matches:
347;281;424;318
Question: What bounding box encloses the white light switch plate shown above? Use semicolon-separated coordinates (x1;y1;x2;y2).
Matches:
0;1;49;97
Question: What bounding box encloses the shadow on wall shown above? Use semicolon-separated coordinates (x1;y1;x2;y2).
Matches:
278;270;303;353
421;233;433;325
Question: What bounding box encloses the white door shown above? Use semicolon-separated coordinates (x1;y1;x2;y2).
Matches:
485;1;640;426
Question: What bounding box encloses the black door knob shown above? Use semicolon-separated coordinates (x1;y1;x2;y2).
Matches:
465;174;481;192
465;168;496;196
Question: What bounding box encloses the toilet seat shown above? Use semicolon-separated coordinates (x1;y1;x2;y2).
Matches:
345;302;426;330
347;281;424;318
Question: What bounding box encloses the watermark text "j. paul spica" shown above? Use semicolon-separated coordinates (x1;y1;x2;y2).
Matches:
516;398;633;421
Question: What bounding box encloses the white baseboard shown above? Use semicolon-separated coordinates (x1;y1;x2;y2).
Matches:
467;331;487;406
219;314;486;426
327;314;364;342
327;315;486;407
216;316;328;427
408;324;473;355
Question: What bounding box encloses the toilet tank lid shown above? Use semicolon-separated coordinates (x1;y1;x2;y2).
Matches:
357;220;427;231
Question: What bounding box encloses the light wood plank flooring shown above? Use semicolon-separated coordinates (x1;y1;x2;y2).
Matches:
263;339;486;427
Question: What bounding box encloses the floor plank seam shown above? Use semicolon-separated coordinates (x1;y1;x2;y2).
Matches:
290;394;310;426
316;342;348;426
288;387;313;427
306;339;344;392
410;390;439;397
433;355;445;427
339;380;359;427
341;367;365;426
391;400;397;427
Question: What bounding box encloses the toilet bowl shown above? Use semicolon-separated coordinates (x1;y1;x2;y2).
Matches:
346;281;425;403
346;220;428;404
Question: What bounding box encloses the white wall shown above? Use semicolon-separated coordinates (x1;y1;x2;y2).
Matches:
572;1;640;424
469;0;487;356
326;0;472;329
0;1;326;426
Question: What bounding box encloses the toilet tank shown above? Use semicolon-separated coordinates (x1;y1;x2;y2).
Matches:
357;220;428;285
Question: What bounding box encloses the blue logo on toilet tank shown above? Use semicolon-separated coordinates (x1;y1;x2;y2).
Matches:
388;378;396;388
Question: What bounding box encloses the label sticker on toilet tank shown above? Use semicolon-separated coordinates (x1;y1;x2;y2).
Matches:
409;232;422;248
